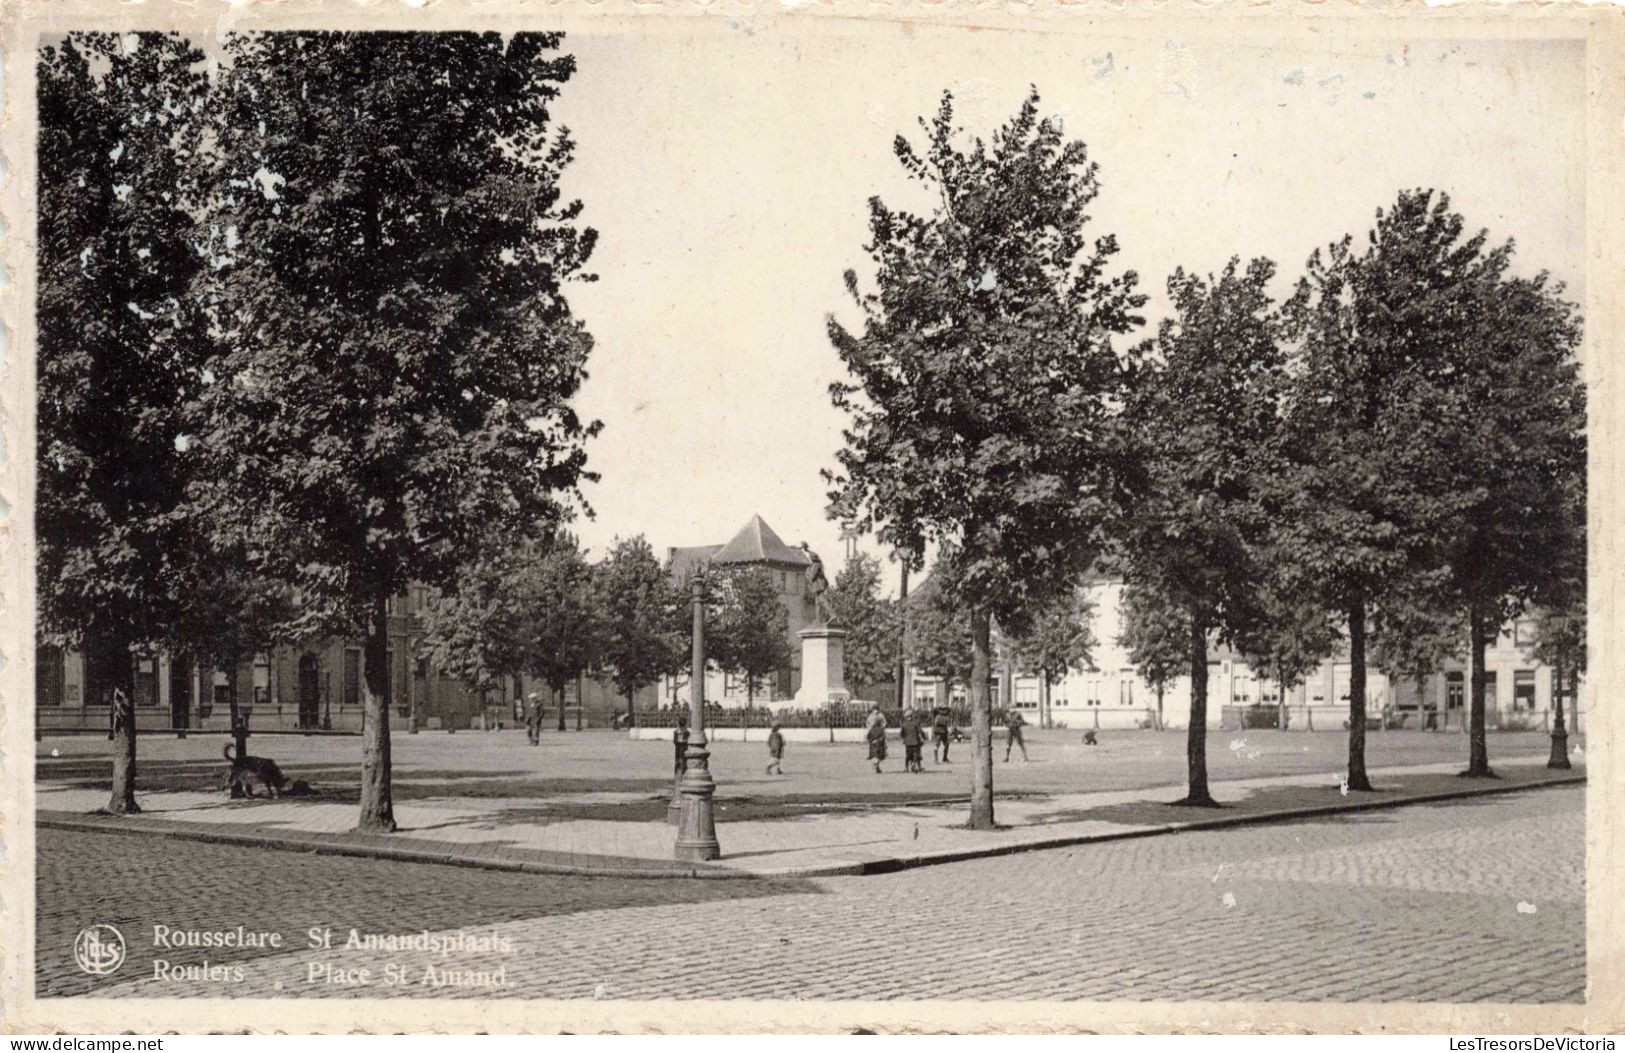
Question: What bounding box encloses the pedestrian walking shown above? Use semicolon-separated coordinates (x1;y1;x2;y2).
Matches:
899;707;925;773
1004;707;1029;762
525;693;543;745
865;704;888;774
931;703;953;763
766;722;785;776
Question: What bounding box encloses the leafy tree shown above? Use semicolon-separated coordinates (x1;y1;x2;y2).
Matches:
827;89;1144;828
1527;482;1586;770
1530;601;1584;770
1432;252;1586;777
195;33;599;830
416;540;537;705
37;32;211;814
1281;190;1501;792
521;534;604;730
904;553;976;697
1235;581;1340;731
713;569;794;707
1007;585;1095;728
1368;594;1464;729
1119;259;1286;806
597;536;685;726
165;543;301;758
1119;585;1186;732
826;553;902;693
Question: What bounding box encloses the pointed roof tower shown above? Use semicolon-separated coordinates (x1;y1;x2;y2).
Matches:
712;514;812;567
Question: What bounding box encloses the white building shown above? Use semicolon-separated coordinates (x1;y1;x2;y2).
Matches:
910;578;1582;734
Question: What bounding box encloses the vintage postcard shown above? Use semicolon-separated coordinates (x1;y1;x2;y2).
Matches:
1;0;1621;1035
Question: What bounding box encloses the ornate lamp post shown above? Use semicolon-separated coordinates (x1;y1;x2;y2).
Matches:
675;572;721;861
1547;615;1572;770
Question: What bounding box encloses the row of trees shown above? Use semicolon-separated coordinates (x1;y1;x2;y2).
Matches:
826;90;1586;825
38;31;605;829
417;534;801;725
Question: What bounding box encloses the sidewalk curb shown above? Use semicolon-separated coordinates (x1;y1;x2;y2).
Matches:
830;771;1588;877
37;770;1584;881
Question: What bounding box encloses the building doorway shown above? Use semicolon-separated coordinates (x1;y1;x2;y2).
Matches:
298;654;321;729
168;657;191;730
1446;672;1465;713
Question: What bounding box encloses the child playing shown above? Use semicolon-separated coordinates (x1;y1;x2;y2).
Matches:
766;723;785;775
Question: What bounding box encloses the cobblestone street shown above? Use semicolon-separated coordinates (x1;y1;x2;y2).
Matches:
36;784;1583;1003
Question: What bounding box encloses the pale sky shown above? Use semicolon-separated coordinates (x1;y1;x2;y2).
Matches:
550;20;1586;581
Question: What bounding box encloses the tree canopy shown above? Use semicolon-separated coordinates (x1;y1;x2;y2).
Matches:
1118;258;1287;805
37;31;212;813
825;553;902;692
192;32;600;830
827;88;1144;827
597;536;685;722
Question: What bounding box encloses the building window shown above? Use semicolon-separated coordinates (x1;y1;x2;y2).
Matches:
1446;672;1464;710
1118;674;1135;707
1482;671;1498;709
1015;681;1039;708
36;646;64;707
343;649;361;706
1332;663;1351;704
251;653;272;706
913;684;937;707
135;656;159;706
1514;670;1536;710
1513;620;1536;647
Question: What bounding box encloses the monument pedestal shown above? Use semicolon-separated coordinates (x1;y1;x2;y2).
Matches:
792;625;851;708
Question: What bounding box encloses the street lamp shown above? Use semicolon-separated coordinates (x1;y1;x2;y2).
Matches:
1547;615;1572;770
675;572;721;861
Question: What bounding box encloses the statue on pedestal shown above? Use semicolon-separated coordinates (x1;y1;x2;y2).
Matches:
800;543;835;625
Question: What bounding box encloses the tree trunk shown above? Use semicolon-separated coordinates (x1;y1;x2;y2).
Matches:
1278;674;1288;732
1462;608;1496;778
1156;685;1165;732
626;686;637;728
356;590;397;832
557;685;567;732
1175;616;1218;807
1040;675;1051;730
1547;661;1570;770
1346;598;1375;792
106;646;140;815
968;606;996;829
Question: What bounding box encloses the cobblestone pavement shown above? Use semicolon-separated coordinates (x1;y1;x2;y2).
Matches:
37;785;1582;1003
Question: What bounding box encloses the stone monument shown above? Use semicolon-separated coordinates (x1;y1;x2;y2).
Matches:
792;544;851;707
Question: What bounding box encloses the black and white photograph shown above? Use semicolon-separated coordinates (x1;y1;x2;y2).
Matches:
2;0;1620;1036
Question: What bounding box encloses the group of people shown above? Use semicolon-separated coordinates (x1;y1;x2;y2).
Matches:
862;703;1027;773
666;704;1032;780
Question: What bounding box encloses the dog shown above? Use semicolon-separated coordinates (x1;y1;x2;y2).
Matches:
223;743;289;799
1082;730;1098;746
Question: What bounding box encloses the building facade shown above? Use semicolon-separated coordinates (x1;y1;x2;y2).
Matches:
35;583;654;736
910;577;1583;732
659;514;823;708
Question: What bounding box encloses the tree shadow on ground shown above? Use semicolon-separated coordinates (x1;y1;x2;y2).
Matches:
1024;769;1578;829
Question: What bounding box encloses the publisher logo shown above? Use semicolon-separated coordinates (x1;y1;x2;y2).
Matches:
73;924;126;976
